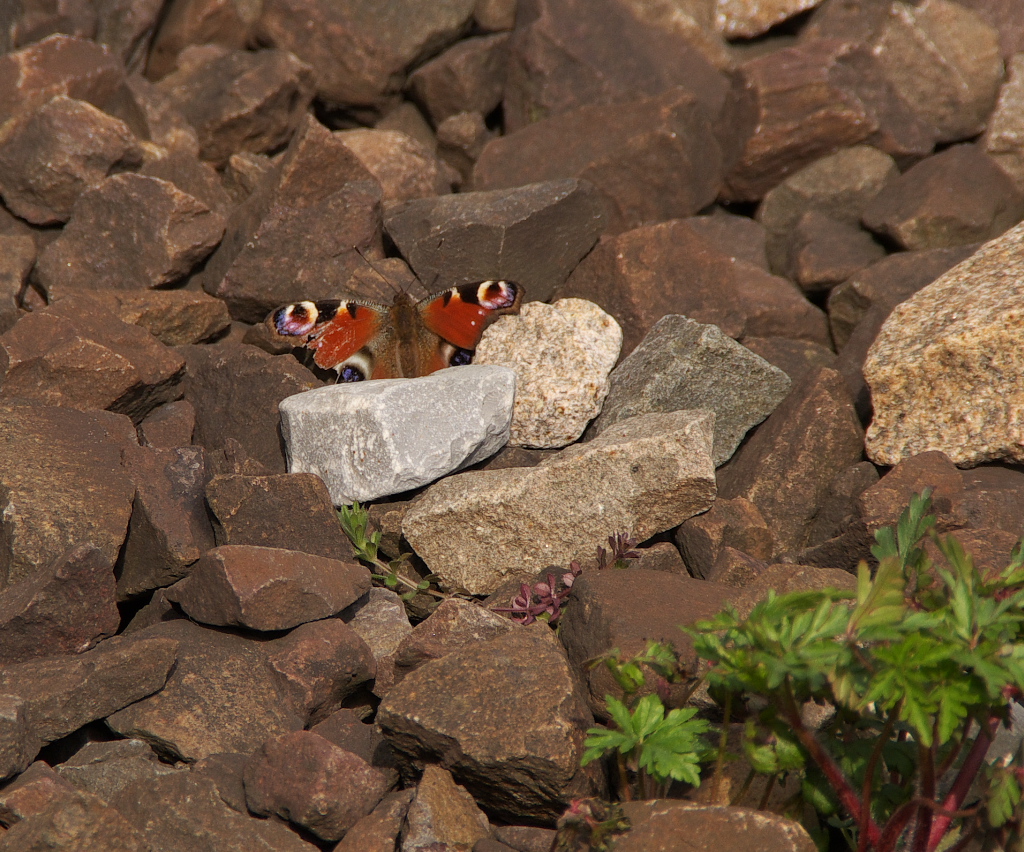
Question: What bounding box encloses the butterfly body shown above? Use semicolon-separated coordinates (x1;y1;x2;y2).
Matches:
267;280;522;382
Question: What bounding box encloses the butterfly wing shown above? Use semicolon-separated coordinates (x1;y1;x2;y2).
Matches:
266;299;383;376
418;281;523;351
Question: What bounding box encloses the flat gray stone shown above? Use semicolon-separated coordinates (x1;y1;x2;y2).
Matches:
588;315;791;466
279;365;516;504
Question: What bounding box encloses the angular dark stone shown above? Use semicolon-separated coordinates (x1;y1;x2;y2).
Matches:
742;337;839;386
54;738;178;803
73;288;232;347
0;760;77;825
676;498;775;580
118;444;214;600
384;179;607;303
35;173;226;298
139;400;196;448
408;33;509;125
146;0;257;80
156;46;315;168
336;127;455;203
0;401;136;588
473;87;723;235
0;95;143;225
0;545;119;667
333;790;414;852
205;472;356;560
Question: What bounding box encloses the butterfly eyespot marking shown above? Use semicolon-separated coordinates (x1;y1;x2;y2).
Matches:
476;281;518;311
335;350;374;383
450;348;473;367
339;365;364;382
273;301;319;336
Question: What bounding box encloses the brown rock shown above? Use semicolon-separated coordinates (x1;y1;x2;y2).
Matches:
871;0;1002;144
139;399;195;447
717;0;826;38
256;0;476;108
119;72;201;154
55;738;179;804
35;173;226;298
342;588;414;679
493;825;557;852
722;40;877;202
93;0;164;72
71;288;232;346
403;764;491;852
756;144;898;275
394;598;514;685
0;787;150;851
0;295;186;424
408;33;509;125
376;100;438;151
0;0;97;50
615;800;816;852
559;569;734;715
156;46;315;168
827;244;979;352
675;498;775;579
732;563;858;620
205;472;355;559
951;466;1024;537
502;0;731;134
786;210;887;292
264;618;376;724
0;695;33;782
742;337;839;386
118;444;214;599
682;210;770;271
178;341;320;473
139;147;233;215
0;635;178;774
862;145;1024;251
336;128;455;203
927;527;1021;579
200;114;383;323
436;110;493;182
0;214;35;333
0;761;77;825
717;367;865;554
959;0;1024;59
146;0;258;80
857;451;965;535
473;87;723;235
378;627;599;822
334;790;414;852
632;542;688;574
706;547;769;588
384;179;607;303
557;219;829;357
0;35;125;118
105;619;303;761
244;730;391;842
801;460;879;549
0;545;119;667
982;54;1024;193
164;545;371;631
113;769;317;851
0;95;143;225
0;402;135;589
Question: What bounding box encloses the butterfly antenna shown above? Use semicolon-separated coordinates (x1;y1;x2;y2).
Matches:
354;245;401;297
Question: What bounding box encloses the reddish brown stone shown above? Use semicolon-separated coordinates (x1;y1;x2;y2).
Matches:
384;179;607;303
156;46;315;168
378;627;600;823
74;288;231;346
256;0;476;108
706;547;769;588
204;472;355;559
0;787;150;851
165;545;371;631
675;497;775;579
333;790;414;852
559;569;734;715
436;111;493;182
502;0;731;134
244;730;392;841
0;35;125;119
106;619;303;760
722;40;877;202
951;466;1024;538
118;444;214;599
178;341;320;473
959;0;1024;58
54;738;179;804
861;144;1024;251
681;211;770;271
138;399;195;447
473;87;723;234
0;95;143;225
717;368;865;554
0;402;136;588
408;33;509;125
556;219;829;357
93;0;164;72
0;761;77;825
0;545;119;667
857;451;964;535
742;337;839;386
336;128;455;203
0;0;97;50
266;619;376;724
402;764;491;851
35;173;226;298
731;563;858;619
803;460;879;548
0;295;186;424
200;115;383;323
786;210;887;292
146;0;258;80
0;695;33;782
0;220;36;333
632;542;688;574
139;147;233;215
118;73;201;155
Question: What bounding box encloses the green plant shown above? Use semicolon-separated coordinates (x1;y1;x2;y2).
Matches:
337;502;443;601
581;641;714;800
690;490;1024;852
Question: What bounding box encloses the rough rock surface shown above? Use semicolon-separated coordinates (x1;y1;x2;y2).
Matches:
474;299;621;448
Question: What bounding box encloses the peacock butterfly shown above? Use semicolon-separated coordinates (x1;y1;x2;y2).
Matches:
265;279;523;382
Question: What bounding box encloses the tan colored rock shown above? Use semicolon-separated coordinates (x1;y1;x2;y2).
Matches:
403;410;716;595
402;765;491;852
715;0;825;38
983;53;1024;192
865;220;1024;466
474;299;622;448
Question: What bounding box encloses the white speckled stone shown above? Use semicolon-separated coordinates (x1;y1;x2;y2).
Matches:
473;298;622;448
865;220;1024;467
278;365;516;504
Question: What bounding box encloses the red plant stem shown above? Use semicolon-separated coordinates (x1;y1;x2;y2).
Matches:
859;710;898;852
926;714;998;852
911;742;935;852
878;800;920;852
780;683;882;848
